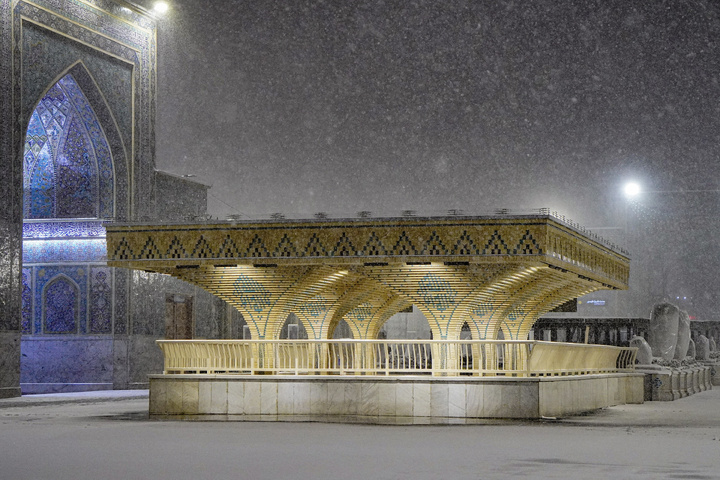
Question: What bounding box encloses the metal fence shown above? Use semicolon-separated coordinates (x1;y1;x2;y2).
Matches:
157;339;637;377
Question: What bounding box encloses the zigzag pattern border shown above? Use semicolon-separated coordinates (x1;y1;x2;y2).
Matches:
112;230;543;260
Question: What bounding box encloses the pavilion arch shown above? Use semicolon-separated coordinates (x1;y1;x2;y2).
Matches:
42;274;80;334
376;306;433;340
278;313;309;339
329;319;353;339
22;61;128;221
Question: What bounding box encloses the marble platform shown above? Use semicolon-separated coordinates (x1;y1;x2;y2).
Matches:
149;373;645;423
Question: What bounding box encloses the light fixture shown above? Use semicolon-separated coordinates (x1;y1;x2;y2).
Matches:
623;182;641;198
153;1;169;14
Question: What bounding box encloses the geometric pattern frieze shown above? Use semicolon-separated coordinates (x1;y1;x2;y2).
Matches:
107;215;630;288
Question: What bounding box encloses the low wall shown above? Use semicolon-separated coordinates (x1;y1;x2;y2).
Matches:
20;335;164;394
637;365;714;401
706;361;720;386
149;373;644;423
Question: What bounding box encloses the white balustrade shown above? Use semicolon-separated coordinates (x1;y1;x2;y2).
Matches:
157;339;637;377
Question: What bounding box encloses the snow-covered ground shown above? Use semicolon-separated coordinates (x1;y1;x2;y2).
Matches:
1;388;719;479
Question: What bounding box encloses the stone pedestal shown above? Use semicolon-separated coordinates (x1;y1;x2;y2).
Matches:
637;365;713;401
700;361;720;386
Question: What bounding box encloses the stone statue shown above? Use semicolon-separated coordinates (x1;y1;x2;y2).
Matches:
648;303;680;362
696;335;710;361
710;337;717;353
674;310;691;361
687;338;696;359
630;336;653;365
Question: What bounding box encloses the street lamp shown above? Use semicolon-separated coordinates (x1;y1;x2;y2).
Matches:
153;2;169;14
623;181;720;197
623;182;641;198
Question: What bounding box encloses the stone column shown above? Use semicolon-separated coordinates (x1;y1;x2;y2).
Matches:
0;1;22;399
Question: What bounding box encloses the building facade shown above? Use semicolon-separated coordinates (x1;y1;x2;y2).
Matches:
0;0;235;397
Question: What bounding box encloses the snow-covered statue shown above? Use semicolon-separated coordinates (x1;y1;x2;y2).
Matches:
674;310;691;361
629;336;653;365
648;303;680;362
687;338;696;359
710;337;717;352
696;335;710;361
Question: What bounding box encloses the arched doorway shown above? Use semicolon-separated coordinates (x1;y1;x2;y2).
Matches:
20;65;123;393
23;71;114;219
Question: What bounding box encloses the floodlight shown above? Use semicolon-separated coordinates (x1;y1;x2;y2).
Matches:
154;2;169;14
623;182;641;198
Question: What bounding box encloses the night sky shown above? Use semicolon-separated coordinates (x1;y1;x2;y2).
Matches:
151;0;720;317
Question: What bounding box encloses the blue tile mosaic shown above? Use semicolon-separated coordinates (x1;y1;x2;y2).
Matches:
23;73;113;219
34;266;88;334
44;275;79;333
23;220;105;239
21;268;32;334
23;238;107;264
89;267;112;334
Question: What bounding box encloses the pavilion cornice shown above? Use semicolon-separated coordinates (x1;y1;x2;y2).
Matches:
106;215;629;290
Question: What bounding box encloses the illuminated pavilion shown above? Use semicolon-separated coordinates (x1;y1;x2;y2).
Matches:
106;214;646;421
107;213;630;343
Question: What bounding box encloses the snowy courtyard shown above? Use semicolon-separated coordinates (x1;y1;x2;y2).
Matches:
1;388;719;479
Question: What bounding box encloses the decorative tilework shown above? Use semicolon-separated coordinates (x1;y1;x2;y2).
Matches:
34;266;88;334
361;232;388;256
233;275;271;313
21;268;32;334
23;220;105;239
23;238;107;264
514;230;541;255
13;0;157;220
346;303;374;321
421;231;447;255
482;230;510;255
107;217;630;289
89;267;112;333
344;303;375;337
451;231;480;255
417;274;456;312
43;275;79;333
140;238;162;259
115;237;133;260
274;234;299;257
332;233;357;257
392;231;418;255
167;237;187;259
113;267;128;334
246;234;270;257
192;236;214;258
218;235;242;258
299;295;328;318
23;73;113;219
471;304;494;317
306;234;328;257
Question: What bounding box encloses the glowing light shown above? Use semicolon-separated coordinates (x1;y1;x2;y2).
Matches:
153;2;169;14
623;182;641;198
